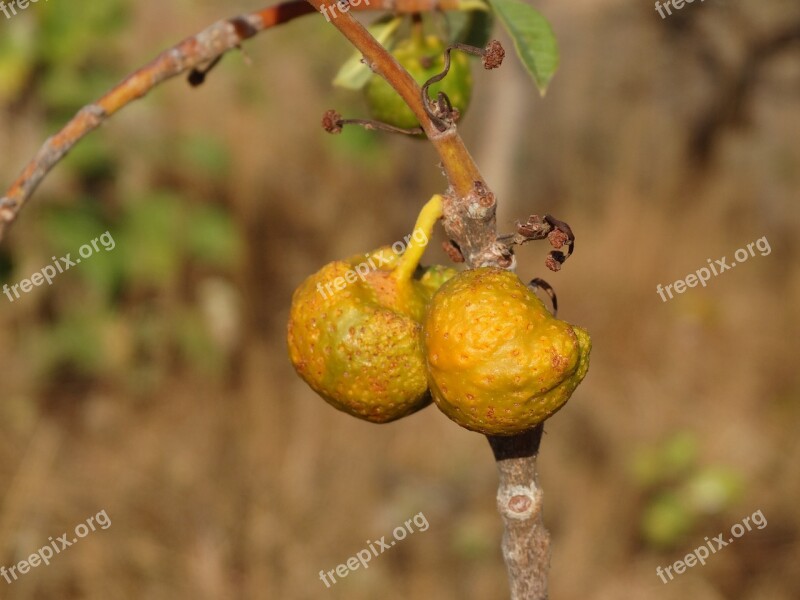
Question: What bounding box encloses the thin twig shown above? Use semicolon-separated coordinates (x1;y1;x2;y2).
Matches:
322;109;424;136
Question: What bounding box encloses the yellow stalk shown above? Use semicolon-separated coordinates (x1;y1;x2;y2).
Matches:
393;193;443;282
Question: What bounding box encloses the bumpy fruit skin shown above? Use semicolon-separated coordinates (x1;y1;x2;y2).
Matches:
423;267;591;436
287;255;456;423
365;34;473;131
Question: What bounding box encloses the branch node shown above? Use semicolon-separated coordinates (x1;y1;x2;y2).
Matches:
509;493;533;515
500;486;539;520
188;55;223;87
0;197;17;221
465;180;496;221
228;15;260;40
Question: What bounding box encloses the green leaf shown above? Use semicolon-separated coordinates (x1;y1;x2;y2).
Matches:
332;16;403;90
488;0;559;94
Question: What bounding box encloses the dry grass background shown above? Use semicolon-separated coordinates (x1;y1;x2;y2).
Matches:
0;0;799;598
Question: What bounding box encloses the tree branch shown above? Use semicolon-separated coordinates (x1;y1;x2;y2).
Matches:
0;0;459;241
309;0;506;267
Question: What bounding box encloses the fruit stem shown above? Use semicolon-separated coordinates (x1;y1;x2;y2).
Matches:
392;193;443;283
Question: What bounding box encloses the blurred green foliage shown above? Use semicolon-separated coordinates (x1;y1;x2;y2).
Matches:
1;0;243;389
22;189;242;387
630;431;745;549
0;1;128;113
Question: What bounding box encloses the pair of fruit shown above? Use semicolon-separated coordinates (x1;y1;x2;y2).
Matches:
287;197;591;435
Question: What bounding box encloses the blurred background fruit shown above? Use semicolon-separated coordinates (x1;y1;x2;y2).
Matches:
364;31;473;130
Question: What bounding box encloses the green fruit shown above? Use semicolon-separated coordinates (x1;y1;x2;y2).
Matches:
287;196;456;423
423;267;591;435
365;34;473;131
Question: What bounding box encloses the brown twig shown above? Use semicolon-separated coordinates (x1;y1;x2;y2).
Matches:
0;0;460;241
322;109;424;136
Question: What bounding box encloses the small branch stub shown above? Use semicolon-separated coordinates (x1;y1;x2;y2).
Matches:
442;239;465;263
496;214;576;272
322;109;424;136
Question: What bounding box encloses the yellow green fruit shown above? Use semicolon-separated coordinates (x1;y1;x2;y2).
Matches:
423;267;591;435
287;195;456;423
365;34;473;131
